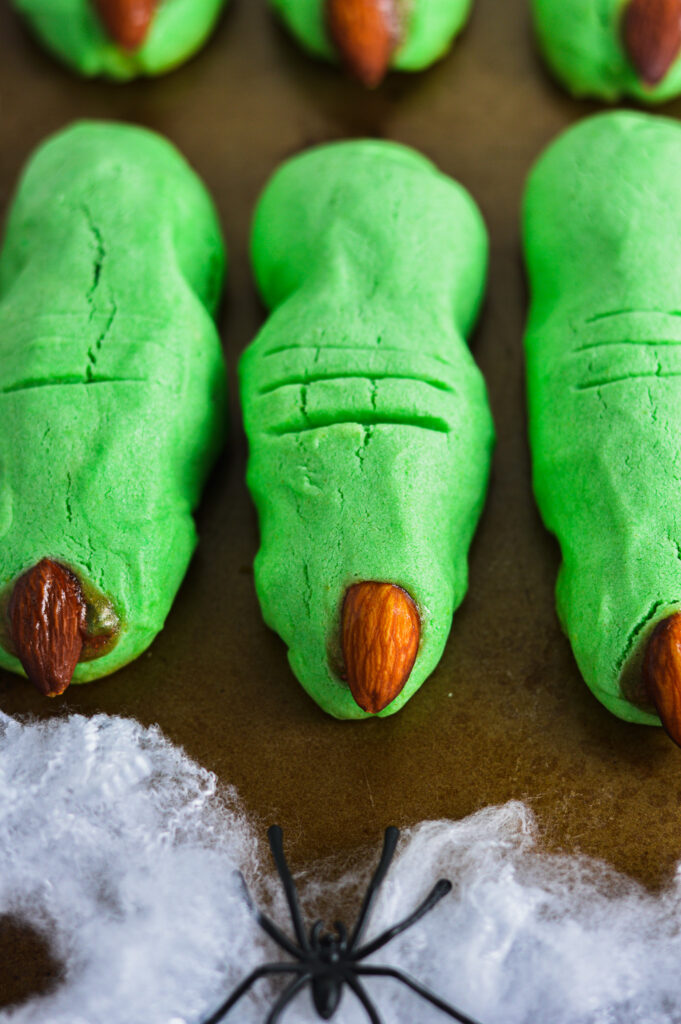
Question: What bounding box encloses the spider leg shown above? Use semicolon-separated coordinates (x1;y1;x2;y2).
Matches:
348;826;400;951
352;878;452;960
235;870;303;960
199;963;307;1024
334;920;348;948
264;971;312;1024
268;825;310;951
344;973;383;1024
355;966;483;1024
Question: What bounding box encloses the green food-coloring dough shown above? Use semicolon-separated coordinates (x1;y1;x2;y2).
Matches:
522;110;681;726
269;0;473;72
241;140;494;719
0;121;226;683
531;0;681;102
12;0;226;79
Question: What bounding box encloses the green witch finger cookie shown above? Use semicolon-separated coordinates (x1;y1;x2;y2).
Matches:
269;0;474;87
0;121;226;696
241;140;494;720
12;0;227;79
523;110;681;745
532;0;681;102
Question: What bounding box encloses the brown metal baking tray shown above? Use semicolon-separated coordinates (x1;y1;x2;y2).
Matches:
1;0;680;1000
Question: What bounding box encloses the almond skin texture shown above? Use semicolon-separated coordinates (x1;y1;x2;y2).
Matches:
643;612;681;746
342;582;420;714
622;0;681;85
326;0;400;87
8;559;87;698
93;0;158;50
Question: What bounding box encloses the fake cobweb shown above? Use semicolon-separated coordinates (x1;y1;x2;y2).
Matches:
0;711;680;1024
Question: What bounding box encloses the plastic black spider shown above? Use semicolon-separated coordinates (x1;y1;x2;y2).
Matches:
201;825;482;1024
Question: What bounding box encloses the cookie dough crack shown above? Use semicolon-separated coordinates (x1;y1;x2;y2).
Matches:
1;376;144;394
576;337;681;352
616;599;668;675
272;412;451;437
79;204;116;382
263;343;456;367
86;303;118;382
575;370;681;391
81;204;105;305
302;561;312;618
584;309;681;324
355;425;374;469
258;372;454;397
65;472;74;525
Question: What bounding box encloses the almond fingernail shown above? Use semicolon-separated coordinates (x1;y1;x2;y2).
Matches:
622;0;681;85
326;0;402;87
8;559;87;697
93;0;157;50
643;612;681;746
342;581;420;714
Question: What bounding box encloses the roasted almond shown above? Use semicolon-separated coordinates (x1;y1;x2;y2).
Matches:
342;581;420;714
643;612;681;746
622;0;681;86
93;0;157;51
326;0;402;88
8;559;87;697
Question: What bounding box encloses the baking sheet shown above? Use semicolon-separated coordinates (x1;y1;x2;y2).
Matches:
1;0;680;1001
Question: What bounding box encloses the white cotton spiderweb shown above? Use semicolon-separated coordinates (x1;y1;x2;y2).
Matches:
0;712;264;1024
0;712;681;1024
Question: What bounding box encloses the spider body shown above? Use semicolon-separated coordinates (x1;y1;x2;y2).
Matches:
307;924;347;1018
201;825;482;1024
